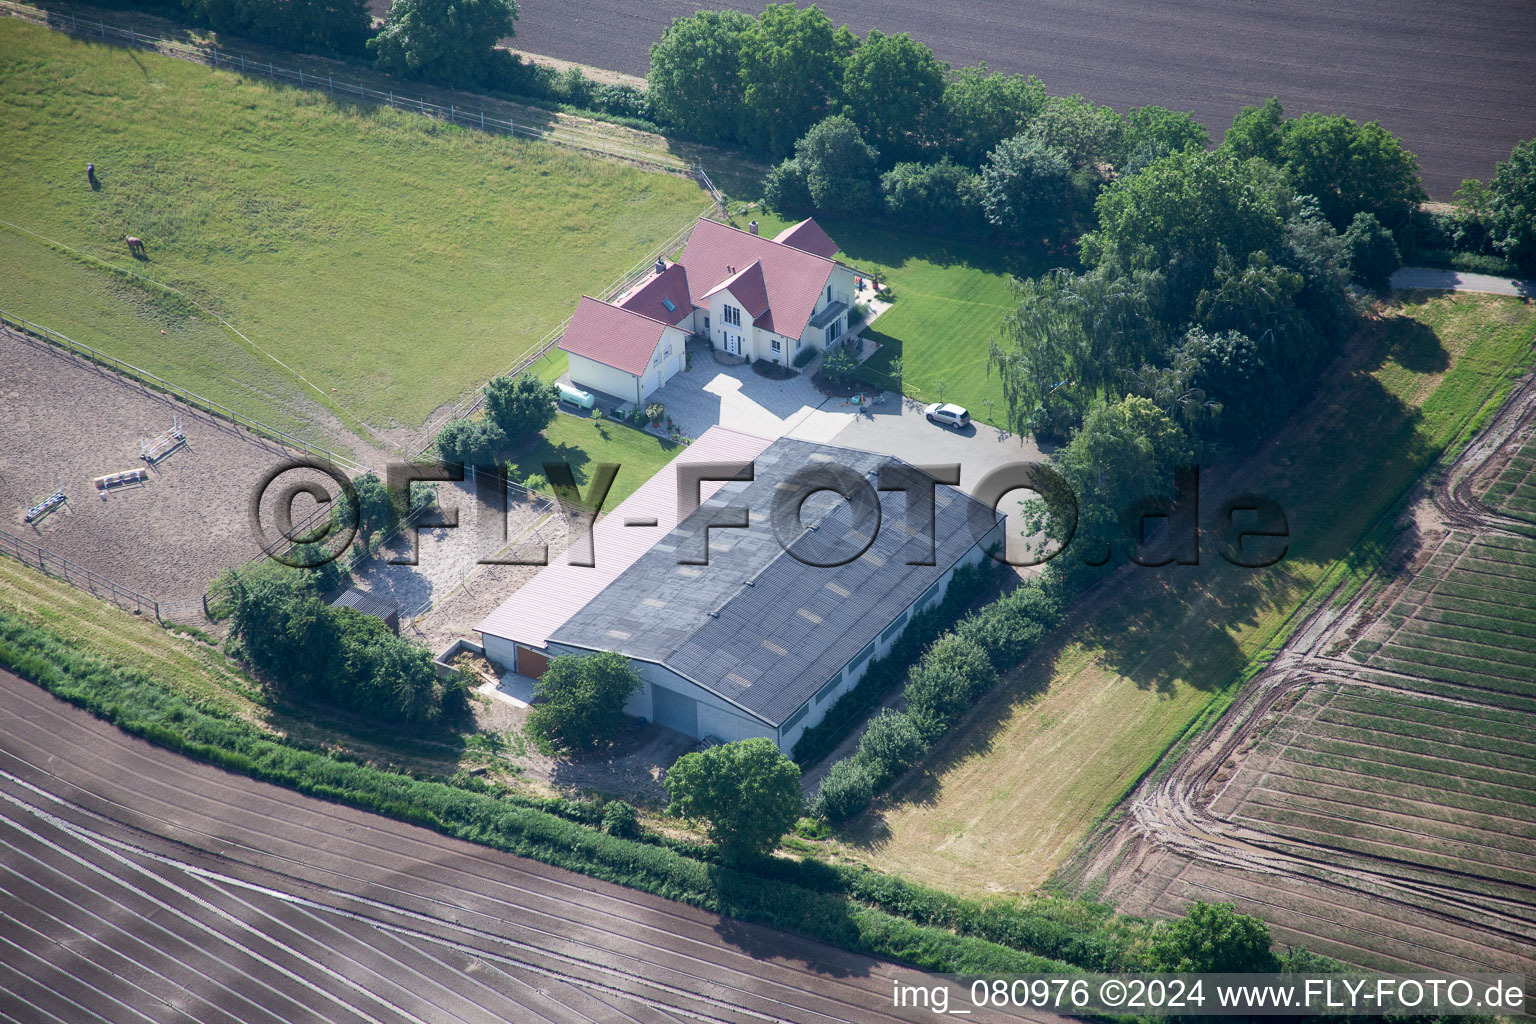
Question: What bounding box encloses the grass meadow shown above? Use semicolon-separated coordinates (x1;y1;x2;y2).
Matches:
841;293;1536;896
0;19;707;444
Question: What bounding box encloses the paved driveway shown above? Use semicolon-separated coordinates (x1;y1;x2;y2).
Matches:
649;351;858;443
809;400;1049;565
1390;266;1535;297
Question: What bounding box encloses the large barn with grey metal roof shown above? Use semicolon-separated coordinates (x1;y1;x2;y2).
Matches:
478;429;1004;752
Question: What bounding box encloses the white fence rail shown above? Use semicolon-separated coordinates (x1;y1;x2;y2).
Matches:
0;526;162;620
0;310;361;472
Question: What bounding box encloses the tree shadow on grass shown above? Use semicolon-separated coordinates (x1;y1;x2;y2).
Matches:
842;312;1450;853
814;214;1071;281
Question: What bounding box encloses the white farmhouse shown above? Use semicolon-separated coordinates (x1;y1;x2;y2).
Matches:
559;216;858;402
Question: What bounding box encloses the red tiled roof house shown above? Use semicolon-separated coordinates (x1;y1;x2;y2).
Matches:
560;216;856;402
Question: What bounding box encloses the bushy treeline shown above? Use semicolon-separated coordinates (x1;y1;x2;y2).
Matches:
102;0;374;55
0;603;1294;976
812;574;1061;821
1424;138;1536;275
219;562;467;725
790;560;998;767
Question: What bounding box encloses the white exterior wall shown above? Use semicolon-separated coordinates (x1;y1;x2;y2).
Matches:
567;330;683;405
482;632;518;671
567;351;645;404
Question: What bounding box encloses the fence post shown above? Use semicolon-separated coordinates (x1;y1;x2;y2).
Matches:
269;61;274;79
450;105;454;123
100;19;105;38
329;74;333;95
298;68;304;87
128;27;134;46
480;110;484;130
241;53;246;73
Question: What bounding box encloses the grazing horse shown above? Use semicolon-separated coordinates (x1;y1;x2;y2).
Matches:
125;235;145;255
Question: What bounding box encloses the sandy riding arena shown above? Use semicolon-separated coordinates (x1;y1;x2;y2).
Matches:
0;326;342;606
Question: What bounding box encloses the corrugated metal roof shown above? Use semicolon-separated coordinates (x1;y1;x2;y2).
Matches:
475;426;774;651
550;437;1002;726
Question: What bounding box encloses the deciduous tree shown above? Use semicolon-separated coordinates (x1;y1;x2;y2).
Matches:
527;652;642;752
665;738;802;861
841;29;946;161
369;0;518;88
739;3;856;156
940;63;1048;167
646;10;754;143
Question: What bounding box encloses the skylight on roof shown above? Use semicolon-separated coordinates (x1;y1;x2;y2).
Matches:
662;297;677;312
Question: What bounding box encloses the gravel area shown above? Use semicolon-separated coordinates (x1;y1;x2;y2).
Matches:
0;328;344;604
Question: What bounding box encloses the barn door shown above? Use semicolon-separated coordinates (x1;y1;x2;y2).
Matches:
651;684;699;737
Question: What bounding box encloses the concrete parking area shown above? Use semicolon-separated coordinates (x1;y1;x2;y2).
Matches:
810;399;1048;565
648;345;858;443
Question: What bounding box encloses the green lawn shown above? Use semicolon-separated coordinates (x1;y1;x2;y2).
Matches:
733;210;1057;424
0;19;706;441
507;413;679;507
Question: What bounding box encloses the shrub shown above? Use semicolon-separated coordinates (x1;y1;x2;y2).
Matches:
810;758;875;822
435;416;505;465
882;159;984;233
763;158;814;213
793;346;818;369
1147;902;1279;973
527;652;642;752
820;346;860;389
601;799;642;839
903;634;998;742
853;710;927;784
1342;211;1401;290
665;739;802;862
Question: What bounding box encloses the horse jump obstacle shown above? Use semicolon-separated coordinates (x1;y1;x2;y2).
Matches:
140;415;186;464
24;478;66;523
94;467;148;497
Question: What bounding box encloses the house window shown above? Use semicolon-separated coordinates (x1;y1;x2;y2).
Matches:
880;610;909;644
664;343;671;356
704;315;710;330
771;339;781;353
824;319;843;345
850;640;876;670
796;338;802;350
827;285;832;303
722;305;741;327
661;297;677;313
815;671;843;704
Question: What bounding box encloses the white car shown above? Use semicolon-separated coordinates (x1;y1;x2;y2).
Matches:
924;402;971;429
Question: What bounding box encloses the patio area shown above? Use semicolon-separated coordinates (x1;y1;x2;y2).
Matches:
644;341;864;444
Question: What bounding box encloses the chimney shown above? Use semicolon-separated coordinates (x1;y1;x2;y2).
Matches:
749;220;759;235
654;258;666;274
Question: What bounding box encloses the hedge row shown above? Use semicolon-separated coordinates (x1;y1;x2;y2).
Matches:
812;579;1063;822
791;559;1000;766
0;606;1097;975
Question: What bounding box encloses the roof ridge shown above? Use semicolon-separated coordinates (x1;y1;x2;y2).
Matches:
578;293;673;329
696;216;837;265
